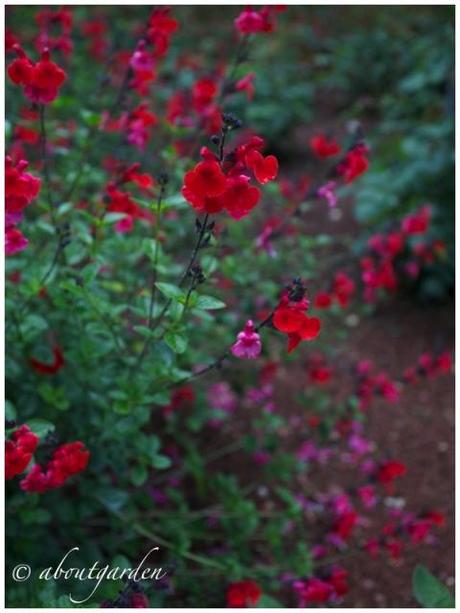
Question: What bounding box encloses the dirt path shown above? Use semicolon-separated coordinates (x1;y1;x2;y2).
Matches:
272;162;455;606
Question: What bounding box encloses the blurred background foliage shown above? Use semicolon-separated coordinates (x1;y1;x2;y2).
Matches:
7;5;454;300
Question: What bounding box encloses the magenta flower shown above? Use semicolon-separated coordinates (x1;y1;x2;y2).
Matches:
5;227;28;255
317;181;338;208
231;320;262;359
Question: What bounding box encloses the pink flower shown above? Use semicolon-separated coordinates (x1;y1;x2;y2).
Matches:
5;227;28;255
207;382;237;413
235;72;255;100
317;181;338;208
348;434;373;456
231;320;262;359
357;485;377;508
235;8;265;34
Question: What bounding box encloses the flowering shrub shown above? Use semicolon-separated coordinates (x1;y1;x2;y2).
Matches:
5;5;453;608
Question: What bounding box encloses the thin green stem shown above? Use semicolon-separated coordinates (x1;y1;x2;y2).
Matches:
100;501;226;571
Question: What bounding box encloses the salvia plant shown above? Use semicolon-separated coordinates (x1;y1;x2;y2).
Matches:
5;5;453;608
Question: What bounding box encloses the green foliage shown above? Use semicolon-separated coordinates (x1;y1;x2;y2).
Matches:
412;565;454;608
5;4;453;608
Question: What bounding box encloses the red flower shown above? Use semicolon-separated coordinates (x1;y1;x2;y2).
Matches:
149;7;179;36
5;425;39;479
163;386;195;417
183;160;228;201
192;77;218;112
332;272;355;307
7;55;33;85
235;9;266;34
49;441;90;477
401;205;431;235
294;577;333;605
310;134;341;158
20;441;90;493
167;92;187;125
273;285;321;353
6;156;41;215
221;176;260;220
30;55;66;89
364;537;380;558
14;125;40;145
129;592;150;608
273;305;306;333
328;568;349;597
309;365;332;384
333;511;358;540
5;227;28;256
30;345;65;375
384;538;403;560
377;460;407;493
235;73;255;101
423;510;445;527
245;149;279;184
286;316;321;353
8;47;66;104
121;164;156;192
314;292;332;309
226;580;262;607
106;184;153;232
337;144;369;183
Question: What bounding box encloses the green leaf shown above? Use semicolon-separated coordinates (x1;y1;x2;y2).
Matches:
130;465;148;486
152;454;172;470
133;325;155;338
5;400;16;422
27;419;55;439
413;565;454;607
81;262;100;284
164;331;187;354
98;488;129;512
257;594;283;607
155;282;184;302
195;295;226;310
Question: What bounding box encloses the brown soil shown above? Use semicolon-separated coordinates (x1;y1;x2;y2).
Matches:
272;170;455;606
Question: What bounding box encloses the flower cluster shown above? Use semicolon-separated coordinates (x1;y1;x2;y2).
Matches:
226;580;262;607
5;155;41;256
314;271;356;309
80;18;109;62
8;46;67;104
20;441;90;493
105;178;154;233
273;279;321;352
364;509;445;560
35;7;73;56
403;350;453;382
146;6;179;60
355;360;400;409
293;567;348;606
182;133;278;220
310;134;341;158
235;6;285;34
101;103;158;152
361;205;439;301
5;426;39;480
163;386;194;418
